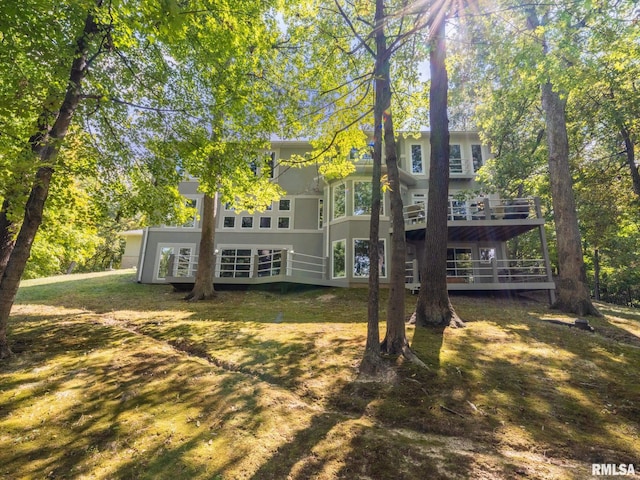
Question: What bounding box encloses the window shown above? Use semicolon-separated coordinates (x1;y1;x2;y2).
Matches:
449;195;467;220
156;245;194;280
257;249;282;277
353;181;372;215
175;248;192;277
353;181;384;216
223;216;235;228
157;247;174;279
259;217;272;229
447;248;472;278
277;217;290;229
412;192;427;206
332;240;346;278
249;159;258;176
241;217;253;228
180;198;199;228
267;151;275;178
411;144;424;174
450;144;463;174
318;199;324;229
219;248;252;278
224;202;235;211
472;144;483;172
279;199;291;211
353;239;386;278
333;184;346;219
480;247;495;263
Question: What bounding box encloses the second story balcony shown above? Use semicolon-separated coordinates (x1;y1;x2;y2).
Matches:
402;197;545;242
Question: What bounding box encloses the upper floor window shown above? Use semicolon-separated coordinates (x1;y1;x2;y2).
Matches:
353;181;384;216
472;144;483;172
279;199;291;211
267;151;275;179
182;198;198;228
450;144;462;174
333;184;346;219
354;181;372;215
411;145;424;174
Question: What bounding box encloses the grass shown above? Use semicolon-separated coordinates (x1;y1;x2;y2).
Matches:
1;269;639;479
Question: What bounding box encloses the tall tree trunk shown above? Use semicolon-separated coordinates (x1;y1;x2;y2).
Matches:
185;192;217;301
359;0;385;376
414;6;464;328
376;0;408;356
594;248;600;301
619;123;640;198
0;9;100;359
0;201;16;280
541;82;600;316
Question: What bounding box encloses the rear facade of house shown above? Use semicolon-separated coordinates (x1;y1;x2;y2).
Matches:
135;131;555;300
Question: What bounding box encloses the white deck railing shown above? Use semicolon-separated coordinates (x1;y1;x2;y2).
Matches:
404;257;550;286
403;197;539;226
167;250;327;281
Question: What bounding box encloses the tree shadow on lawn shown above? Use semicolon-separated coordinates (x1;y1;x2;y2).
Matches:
441;312;640;468
1;310;331;479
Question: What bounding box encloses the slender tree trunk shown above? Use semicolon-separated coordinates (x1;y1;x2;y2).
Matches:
0;201;16;280
594;248;600;301
376;0;407;356
414;6;464;328
359;0;386;376
0;9;100;359
185;192;217;301
619;123;640;198
541;83;600;316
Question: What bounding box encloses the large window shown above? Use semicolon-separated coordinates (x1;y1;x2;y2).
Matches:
353;239;386;278
353;181;372;215
182;198;199;228
333;184;346;219
219;248;252;278
332;240;346;278
447;248;472;278
472;144;483;172
353;181;384;216
411;144;424;174
450;144;462;174
156;245;194;280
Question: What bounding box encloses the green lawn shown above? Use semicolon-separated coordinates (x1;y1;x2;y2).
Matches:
1;270;639;479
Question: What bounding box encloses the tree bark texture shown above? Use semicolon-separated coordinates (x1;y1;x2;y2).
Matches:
594;248;600;301
414;8;464;328
185;192;217;301
619;123;640;199
541;82;601;316
0;201;16;281
359;0;386;376
0;10;100;359
376;0;407;356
